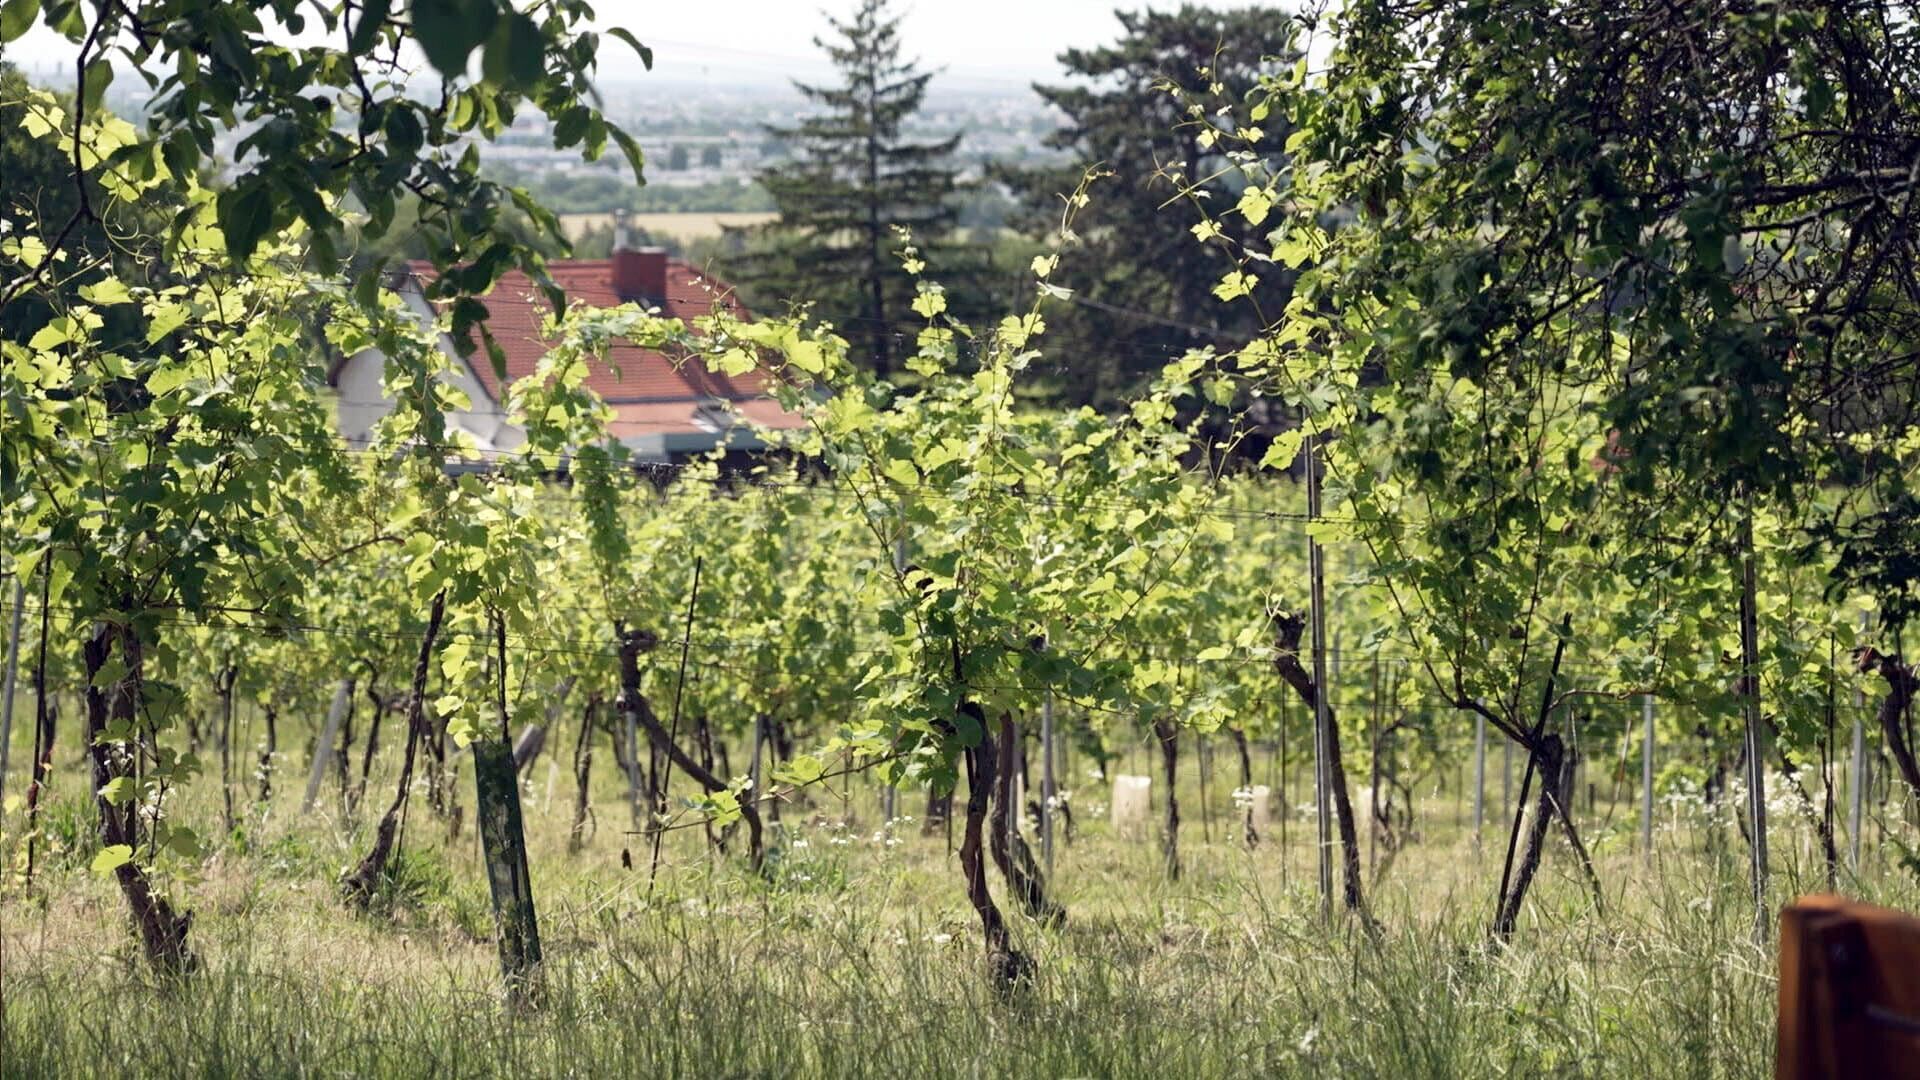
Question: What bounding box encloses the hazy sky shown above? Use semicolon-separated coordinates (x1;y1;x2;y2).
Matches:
3;2;1268;91
613;1;1256;89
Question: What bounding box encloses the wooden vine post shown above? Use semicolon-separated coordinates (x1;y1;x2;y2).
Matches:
0;575;22;810
1738;500;1770;940
1849;613;1869;873
1472;712;1485;851
303;678;355;816
1641;695;1654;858
1040;688;1056;874
1305;427;1334;920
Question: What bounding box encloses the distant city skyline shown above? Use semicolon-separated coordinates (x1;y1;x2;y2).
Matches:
2;1;1278;94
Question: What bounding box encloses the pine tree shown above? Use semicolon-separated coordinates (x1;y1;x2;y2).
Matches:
998;7;1298;407
730;0;963;376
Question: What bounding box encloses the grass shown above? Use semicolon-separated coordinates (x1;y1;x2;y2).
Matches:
1;739;1915;1078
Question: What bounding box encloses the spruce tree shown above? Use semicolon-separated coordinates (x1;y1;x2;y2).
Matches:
999;7;1298;407
732;0;963;376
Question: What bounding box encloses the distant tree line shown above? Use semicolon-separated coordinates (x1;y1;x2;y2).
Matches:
714;0;1299;404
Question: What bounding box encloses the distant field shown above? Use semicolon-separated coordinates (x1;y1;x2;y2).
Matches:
559;211;777;241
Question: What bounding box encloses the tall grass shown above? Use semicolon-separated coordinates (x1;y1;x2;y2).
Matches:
6;826;1876;1076
3;733;1914;1077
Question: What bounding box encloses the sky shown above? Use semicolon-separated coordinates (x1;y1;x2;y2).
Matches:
601;1;1246;90
3;1;1271;93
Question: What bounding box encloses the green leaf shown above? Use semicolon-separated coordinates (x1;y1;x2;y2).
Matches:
882;458;919;488
91;844;133;875
99;776;135;805
47;0;78;38
27;322;69;351
146;363;193;397
0;0;39;44
80;56;112;114
713;348;755;376
785;338;825;374
44;557;72;608
700;788;741;826
166;827;202;859
608;124;645;182
412;0;492;79
780;753;824;785
145;302;189;344
951;708;982;748
606;27;651;69
348;0;391;54
1237;186;1272;226
78;278;132;306
551;106;589;147
482;11;544;89
1258;430;1304;471
910;289;946;319
1212;270;1257;301
217;182;276;263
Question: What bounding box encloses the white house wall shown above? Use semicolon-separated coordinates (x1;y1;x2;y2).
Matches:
332;289;527;454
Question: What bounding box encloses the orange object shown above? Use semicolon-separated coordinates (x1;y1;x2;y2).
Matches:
1777;895;1920;1078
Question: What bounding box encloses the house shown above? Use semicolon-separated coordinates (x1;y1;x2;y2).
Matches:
330;236;805;462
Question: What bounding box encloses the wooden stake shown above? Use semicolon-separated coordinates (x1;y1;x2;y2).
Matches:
648;556;703;893
303;679;354;816
1040;688;1055;875
1473;712;1485;850
1305;425;1333;920
1641;694;1655;858
1739;498;1770;940
0;575;23;811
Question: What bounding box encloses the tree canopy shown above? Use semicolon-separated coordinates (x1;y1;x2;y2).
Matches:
1001;5;1300;407
0;0;655;375
726;0;966;376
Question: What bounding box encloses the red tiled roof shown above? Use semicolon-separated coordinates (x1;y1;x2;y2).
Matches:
402;257;805;436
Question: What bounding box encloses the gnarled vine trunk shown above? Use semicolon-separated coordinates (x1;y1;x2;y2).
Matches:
217;665;237;834
1230;725;1258;849
1154;717;1181;881
1767;714;1840;891
353;681;389;815
922;784;952;835
257;703;277;804
1862;650;1919;797
1495;733;1565;937
959;703;1031;989
84;620;193;973
615;628;762;870
569;694;599;853
24;579;56;886
989;713;1063;923
1270;612;1368;919
476;611;542;1005
336;682;357;814
341;591;446;910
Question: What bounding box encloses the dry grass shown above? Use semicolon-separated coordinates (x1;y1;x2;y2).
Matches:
555;211;778;242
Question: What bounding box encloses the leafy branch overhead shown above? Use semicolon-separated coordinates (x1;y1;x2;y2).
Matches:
0;0;654;375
